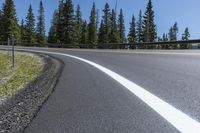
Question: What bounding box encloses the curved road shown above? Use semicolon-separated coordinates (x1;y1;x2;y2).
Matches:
10;48;200;132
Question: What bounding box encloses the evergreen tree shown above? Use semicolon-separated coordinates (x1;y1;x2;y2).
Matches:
118;8;126;43
181;27;190;49
157;36;162;42
128;15;136;43
98;20;104;44
168;22;178;41
36;0;45;43
109;9;120;44
96;9;99;31
2;0;20;42
142;0;157;42
48;10;58;43
136;10;143;42
20;19;26;43
168;23;178;49
63;0;75;45
168;27;174;41
74;4;82;44
56;0;65;43
101;3;111;43
162;33;168;41
182;27;190;41
25;5;36;43
80;20;88;45
87;3;97;46
172;22;178;41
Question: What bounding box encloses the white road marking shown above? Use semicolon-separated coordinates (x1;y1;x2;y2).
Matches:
13;49;200;132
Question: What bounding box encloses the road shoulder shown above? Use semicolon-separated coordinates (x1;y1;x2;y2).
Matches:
0;53;64;133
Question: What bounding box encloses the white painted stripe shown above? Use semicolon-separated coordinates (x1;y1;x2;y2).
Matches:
17;49;200;133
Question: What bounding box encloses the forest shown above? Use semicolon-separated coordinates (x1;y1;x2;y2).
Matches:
0;0;191;49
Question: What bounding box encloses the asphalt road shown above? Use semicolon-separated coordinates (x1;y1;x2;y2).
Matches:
13;48;200;132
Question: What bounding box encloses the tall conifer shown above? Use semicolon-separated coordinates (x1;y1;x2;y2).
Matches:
136;10;143;42
2;0;20;41
128;15;136;43
109;9;120;44
63;0;75;45
48;10;58;43
75;4;82;44
142;0;157;42
88;3;97;46
118;8;126;43
36;0;45;43
25;5;36;43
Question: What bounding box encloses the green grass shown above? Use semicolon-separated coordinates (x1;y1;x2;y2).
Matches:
0;51;44;96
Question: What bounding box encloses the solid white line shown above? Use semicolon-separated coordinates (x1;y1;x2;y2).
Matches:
18;49;200;133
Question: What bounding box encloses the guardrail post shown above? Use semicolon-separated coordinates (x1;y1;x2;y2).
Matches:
7;38;10;57
7;38;10;46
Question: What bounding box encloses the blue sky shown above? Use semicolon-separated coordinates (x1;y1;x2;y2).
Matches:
0;0;200;39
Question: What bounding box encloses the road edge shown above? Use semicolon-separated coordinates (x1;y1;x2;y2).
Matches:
0;52;64;133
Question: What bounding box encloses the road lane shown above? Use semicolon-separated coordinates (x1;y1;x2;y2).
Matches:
24;54;178;133
2;47;200;132
47;49;200;123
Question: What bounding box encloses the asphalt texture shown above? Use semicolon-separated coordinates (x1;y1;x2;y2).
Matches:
19;48;200;133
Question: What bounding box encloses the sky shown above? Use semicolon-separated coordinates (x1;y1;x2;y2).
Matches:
0;0;200;39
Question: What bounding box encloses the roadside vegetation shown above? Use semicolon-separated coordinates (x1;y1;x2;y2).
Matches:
0;51;43;96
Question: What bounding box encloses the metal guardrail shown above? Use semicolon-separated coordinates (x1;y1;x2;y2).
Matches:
0;39;200;49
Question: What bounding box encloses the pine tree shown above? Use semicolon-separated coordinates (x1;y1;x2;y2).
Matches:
162;33;168;41
157;36;162;42
63;0;75;45
36;0;45;43
168;27;174;41
74;4;82;44
56;0;65;43
80;20;88;45
168;22;178;41
136;10;143;42
87;3;97;46
128;15;136;43
20;19;26;43
98;20;104;44
109;9;120;44
101;3;111;43
118;8;126;43
96;9;99;31
2;0;20;42
182;27;190;41
172;22;178;41
25;5;36;43
142;0;157;42
181;27;190;49
48;10;58;43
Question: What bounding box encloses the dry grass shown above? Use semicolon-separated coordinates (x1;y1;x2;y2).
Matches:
0;51;44;96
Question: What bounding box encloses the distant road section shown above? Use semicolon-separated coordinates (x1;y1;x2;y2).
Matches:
3;47;200;133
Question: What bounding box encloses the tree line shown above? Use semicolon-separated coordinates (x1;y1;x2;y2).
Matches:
0;0;191;49
48;0;157;48
0;0;45;44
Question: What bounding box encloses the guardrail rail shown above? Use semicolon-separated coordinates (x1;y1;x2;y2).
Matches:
0;39;200;49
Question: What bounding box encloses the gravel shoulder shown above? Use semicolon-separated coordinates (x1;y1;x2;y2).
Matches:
0;52;64;133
